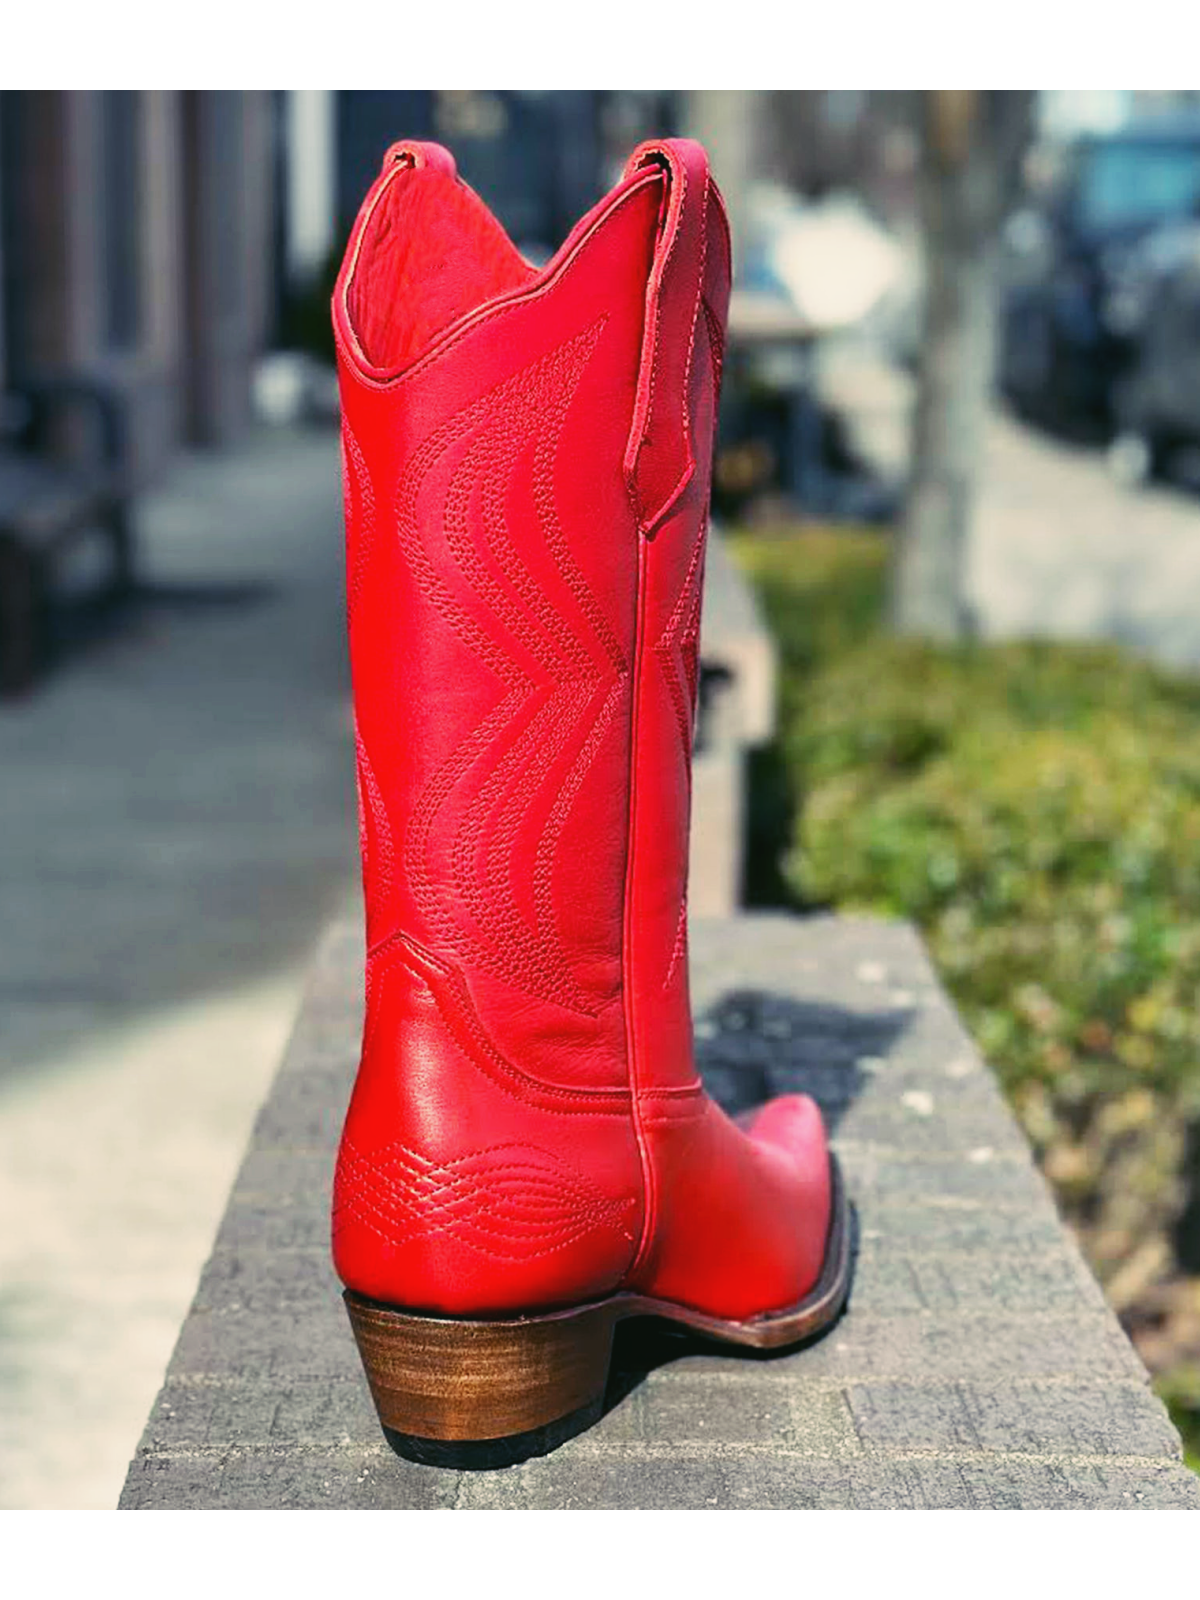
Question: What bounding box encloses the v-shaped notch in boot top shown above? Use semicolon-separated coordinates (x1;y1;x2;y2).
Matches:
334;142;681;387
344;164;538;374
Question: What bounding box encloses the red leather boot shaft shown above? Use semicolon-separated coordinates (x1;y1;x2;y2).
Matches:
332;144;665;1313
331;139;831;1324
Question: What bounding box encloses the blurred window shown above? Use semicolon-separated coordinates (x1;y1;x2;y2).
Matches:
101;91;142;351
1078;141;1200;233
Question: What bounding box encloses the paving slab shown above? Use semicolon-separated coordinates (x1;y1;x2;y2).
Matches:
119;914;1200;1509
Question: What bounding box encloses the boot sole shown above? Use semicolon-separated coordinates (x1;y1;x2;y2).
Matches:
343;1154;853;1468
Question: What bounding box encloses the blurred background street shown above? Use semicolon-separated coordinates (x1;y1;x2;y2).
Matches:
4;89;1200;1505
823;344;1200;665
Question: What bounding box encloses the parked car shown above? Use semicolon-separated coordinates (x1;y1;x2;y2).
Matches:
1106;220;1200;484
998;115;1200;431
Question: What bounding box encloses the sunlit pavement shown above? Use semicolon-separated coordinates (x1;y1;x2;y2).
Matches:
823;339;1200;671
970;420;1200;669
0;427;359;1508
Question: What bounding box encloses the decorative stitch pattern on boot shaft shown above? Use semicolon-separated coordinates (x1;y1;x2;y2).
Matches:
334;1137;637;1263
361;318;630;1017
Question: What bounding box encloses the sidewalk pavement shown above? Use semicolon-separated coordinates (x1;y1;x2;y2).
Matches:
0;425;360;1508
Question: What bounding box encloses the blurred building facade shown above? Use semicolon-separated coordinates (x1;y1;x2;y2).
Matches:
0;91;276;481
6;88;1193;493
0;90;685;488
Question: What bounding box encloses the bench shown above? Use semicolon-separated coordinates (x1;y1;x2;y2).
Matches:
0;378;134;694
119;914;1200;1509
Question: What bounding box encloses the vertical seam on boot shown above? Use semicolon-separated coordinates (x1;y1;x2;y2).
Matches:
622;529;658;1279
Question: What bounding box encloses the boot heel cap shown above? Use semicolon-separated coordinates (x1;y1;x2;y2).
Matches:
382;1395;606;1471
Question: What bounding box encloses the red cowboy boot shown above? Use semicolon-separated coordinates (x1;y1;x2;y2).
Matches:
331;137;851;1463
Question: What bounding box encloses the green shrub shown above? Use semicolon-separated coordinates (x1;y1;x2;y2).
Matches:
733;523;1200;1429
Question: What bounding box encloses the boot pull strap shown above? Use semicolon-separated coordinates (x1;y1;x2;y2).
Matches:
379;140;458;179
622;138;712;537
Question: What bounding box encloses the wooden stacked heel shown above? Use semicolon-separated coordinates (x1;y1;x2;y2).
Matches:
344;1293;621;1467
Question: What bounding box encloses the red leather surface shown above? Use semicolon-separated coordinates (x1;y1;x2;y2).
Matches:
332;138;831;1321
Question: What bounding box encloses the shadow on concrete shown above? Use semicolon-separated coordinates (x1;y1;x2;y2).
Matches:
695;985;907;1133
47;577;281;678
130;578;281;611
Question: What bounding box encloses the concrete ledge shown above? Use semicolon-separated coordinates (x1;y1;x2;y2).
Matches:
690;527;774;916
699;528;776;749
119;916;1200;1509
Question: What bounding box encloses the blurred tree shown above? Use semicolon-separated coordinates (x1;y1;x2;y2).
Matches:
892;91;1035;639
